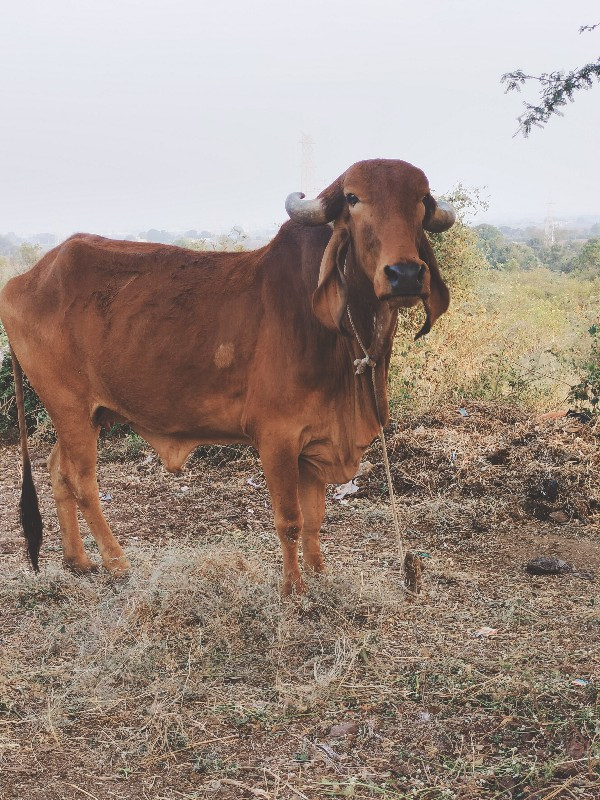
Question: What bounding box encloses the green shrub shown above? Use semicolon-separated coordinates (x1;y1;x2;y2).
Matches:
568;324;600;415
0;349;49;438
97;426;149;462
0;353;150;455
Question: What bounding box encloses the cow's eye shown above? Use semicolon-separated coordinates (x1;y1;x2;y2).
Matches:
346;193;360;207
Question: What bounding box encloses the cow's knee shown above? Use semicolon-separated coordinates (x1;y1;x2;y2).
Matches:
283;523;301;542
273;512;305;594
274;512;303;543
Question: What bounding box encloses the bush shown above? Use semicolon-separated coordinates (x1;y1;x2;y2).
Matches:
0;349;49;438
388;189;600;415
568;324;600;415
0;351;152;455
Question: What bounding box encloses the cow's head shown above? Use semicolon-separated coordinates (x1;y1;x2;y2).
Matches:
285;159;455;338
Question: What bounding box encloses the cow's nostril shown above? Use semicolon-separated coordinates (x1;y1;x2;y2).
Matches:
384;264;403;288
384;262;423;295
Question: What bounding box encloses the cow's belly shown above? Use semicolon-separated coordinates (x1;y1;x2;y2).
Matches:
95;393;250;473
131;426;251;473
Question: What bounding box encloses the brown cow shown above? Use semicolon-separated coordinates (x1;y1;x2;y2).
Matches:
0;159;455;594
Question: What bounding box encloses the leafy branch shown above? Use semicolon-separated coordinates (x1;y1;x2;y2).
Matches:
502;23;599;136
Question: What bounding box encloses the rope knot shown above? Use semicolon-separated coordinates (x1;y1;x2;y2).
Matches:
353;356;376;375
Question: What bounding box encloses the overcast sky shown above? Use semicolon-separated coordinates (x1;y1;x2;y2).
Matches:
1;0;599;235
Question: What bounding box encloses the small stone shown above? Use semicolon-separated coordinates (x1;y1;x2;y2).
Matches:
549;510;569;524
525;556;572;576
329;721;359;737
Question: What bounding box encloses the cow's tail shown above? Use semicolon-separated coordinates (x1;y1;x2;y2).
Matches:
10;346;43;571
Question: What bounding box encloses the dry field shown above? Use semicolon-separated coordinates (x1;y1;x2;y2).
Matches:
0;404;598;800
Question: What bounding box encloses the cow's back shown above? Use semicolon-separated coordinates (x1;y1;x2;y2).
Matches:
0;234;267;438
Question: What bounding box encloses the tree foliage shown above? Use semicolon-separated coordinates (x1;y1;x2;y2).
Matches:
502;23;599;136
576;237;600;275
475;224;540;271
15;243;43;268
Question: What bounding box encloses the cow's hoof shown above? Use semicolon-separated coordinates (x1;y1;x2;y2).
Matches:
64;557;98;575
104;556;131;578
281;575;306;597
303;558;325;574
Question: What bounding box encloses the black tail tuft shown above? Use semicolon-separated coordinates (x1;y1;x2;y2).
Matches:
20;458;43;572
10;346;44;571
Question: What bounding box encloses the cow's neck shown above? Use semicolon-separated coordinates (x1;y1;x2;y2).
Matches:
344;253;398;433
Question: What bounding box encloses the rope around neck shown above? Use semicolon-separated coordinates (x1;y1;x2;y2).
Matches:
345;304;406;575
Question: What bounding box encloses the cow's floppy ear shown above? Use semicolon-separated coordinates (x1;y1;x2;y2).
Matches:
415;233;450;340
312;225;350;333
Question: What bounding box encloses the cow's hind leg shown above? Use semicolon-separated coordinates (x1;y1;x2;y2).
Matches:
48;442;96;573
49;427;129;576
260;442;305;595
299;461;326;574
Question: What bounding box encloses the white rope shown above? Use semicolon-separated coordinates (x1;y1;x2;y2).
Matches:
345;304;406;573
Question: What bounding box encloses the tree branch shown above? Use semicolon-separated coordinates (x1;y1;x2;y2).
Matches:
501;24;599;136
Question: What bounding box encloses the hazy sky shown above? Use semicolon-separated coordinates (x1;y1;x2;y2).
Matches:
1;0;599;234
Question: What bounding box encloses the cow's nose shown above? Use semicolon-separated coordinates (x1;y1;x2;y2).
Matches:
384;263;425;295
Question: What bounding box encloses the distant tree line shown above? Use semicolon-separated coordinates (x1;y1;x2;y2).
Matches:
475;223;600;275
0;232;55;258
2;222;599;282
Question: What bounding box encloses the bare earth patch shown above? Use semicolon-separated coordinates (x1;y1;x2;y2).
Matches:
0;405;598;799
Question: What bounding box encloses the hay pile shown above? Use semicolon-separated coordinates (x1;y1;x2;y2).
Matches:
359;404;599;548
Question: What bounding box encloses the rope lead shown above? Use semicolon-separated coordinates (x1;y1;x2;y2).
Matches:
345;305;406;577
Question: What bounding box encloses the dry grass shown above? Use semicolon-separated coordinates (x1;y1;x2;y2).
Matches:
0;405;599;799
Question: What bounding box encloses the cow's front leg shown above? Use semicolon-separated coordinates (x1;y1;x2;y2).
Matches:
299;460;326;573
260;442;305;595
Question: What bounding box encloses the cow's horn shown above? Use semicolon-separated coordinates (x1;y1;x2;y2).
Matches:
424;199;456;233
285;192;329;226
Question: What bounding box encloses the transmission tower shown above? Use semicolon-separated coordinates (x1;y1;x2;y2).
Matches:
544;201;556;246
300;133;317;198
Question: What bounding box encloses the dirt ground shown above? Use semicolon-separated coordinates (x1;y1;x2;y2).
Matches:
0;404;598;800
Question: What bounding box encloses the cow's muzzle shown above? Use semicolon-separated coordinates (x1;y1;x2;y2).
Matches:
384;262;426;296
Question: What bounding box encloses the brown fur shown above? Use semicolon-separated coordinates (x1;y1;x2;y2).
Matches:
0;159;451;593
